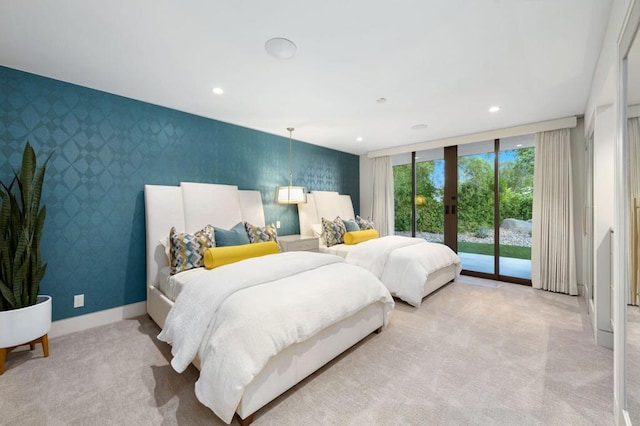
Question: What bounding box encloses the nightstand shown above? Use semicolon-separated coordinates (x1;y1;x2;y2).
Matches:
279;235;320;252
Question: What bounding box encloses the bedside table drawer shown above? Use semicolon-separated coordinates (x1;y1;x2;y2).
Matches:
279;235;320;252
287;239;318;251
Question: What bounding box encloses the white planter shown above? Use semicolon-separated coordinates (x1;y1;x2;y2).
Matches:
0;295;52;348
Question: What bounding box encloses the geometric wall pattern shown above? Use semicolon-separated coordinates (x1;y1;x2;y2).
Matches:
0;66;359;321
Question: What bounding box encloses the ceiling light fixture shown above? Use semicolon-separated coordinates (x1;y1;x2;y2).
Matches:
276;127;306;204
516;144;523;147
265;37;297;59
212;87;224;95
356;137;363;142
376;98;387;104
489;106;501;113
411;124;428;130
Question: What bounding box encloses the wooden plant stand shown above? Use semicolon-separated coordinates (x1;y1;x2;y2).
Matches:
0;334;49;375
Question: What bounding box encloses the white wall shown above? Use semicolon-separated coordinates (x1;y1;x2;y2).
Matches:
593;104;616;348
585;0;631;135
584;2;634;423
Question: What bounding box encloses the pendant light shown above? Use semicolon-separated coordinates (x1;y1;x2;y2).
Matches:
276;127;306;204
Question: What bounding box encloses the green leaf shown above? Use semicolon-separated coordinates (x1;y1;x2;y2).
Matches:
19;143;35;216
0;279;17;308
0;142;50;311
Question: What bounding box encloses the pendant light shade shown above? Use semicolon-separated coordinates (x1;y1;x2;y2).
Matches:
276;185;306;204
276;127;307;204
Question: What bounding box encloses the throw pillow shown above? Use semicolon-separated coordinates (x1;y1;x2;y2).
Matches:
344;229;379;245
356;215;375;230
214;222;251;247
341;217;360;232
204;241;279;269
245;222;281;251
321;216;347;247
169;225;216;275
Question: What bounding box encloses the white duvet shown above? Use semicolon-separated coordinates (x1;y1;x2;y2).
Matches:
346;236;461;307
158;251;393;424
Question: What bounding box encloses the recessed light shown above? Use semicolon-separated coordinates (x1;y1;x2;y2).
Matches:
489;105;501;113
265;37;297;59
516;144;523;147
356;137;363;142
376;98;387;104
212;87;224;95
415;156;420;160
411;124;428;130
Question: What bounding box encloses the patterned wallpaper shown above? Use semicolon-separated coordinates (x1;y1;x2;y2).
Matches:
0;66;359;321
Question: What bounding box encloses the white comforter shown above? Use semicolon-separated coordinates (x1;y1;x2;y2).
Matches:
158;251;393;424
346;236;461;307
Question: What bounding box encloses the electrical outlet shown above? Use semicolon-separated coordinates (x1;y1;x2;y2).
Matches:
74;294;84;308
276;221;281;229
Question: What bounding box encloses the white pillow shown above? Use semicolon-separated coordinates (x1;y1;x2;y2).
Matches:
310;223;322;238
160;237;170;260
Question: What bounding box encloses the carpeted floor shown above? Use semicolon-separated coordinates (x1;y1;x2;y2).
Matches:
627;306;640;423
1;278;614;425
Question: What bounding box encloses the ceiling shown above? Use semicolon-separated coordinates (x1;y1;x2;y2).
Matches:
0;1;612;155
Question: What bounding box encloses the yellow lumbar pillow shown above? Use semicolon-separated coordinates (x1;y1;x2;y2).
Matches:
343;229;379;245
204;241;279;269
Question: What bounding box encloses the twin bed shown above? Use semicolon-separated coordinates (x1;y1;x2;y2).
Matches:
145;182;393;425
299;190;461;307
144;182;460;424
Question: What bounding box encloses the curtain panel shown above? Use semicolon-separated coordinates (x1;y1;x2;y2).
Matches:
372;156;394;237
531;128;577;295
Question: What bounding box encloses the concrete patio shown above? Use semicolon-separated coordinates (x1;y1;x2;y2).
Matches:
458;252;532;279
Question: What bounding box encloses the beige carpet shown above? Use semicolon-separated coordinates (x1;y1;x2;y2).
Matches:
1;278;613;425
627;306;640;423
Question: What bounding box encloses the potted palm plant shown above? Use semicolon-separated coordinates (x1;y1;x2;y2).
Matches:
0;142;51;375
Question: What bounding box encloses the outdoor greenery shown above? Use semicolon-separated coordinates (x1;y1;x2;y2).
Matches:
0;142;50;311
457;242;532;260
393;147;534;235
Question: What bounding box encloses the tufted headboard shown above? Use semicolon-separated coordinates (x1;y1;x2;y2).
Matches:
144;182;266;288
297;191;356;237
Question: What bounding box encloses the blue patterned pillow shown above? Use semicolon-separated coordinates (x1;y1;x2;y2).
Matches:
342;217;360;232
214;222;250;247
321;217;347;247
244;222;281;251
356;215;375;230
169;225;216;275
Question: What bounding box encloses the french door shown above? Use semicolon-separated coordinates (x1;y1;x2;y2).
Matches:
393;137;534;285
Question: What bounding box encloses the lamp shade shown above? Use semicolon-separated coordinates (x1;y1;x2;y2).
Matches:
276;186;307;204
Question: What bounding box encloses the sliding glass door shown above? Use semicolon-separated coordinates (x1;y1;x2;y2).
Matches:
456;141;496;275
498;136;534;280
392;136;534;284
392;150;445;243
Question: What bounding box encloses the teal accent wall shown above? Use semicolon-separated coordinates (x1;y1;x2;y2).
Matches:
0;66;359;321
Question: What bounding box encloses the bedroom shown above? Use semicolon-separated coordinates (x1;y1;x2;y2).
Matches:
0;1;638;425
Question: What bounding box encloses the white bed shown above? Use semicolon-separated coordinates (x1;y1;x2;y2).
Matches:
299;191;461;307
144;182;393;425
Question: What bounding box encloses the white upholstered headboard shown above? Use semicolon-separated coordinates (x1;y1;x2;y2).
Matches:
297;191;356;237
144;182;266;287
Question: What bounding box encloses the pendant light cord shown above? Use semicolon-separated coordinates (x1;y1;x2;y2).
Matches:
287;127;294;187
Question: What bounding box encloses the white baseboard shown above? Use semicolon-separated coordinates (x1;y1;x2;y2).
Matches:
49;301;147;339
596;328;614;350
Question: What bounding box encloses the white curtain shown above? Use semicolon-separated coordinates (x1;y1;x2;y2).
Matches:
372;156;394;237
629;117;640;305
531;128;577;295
